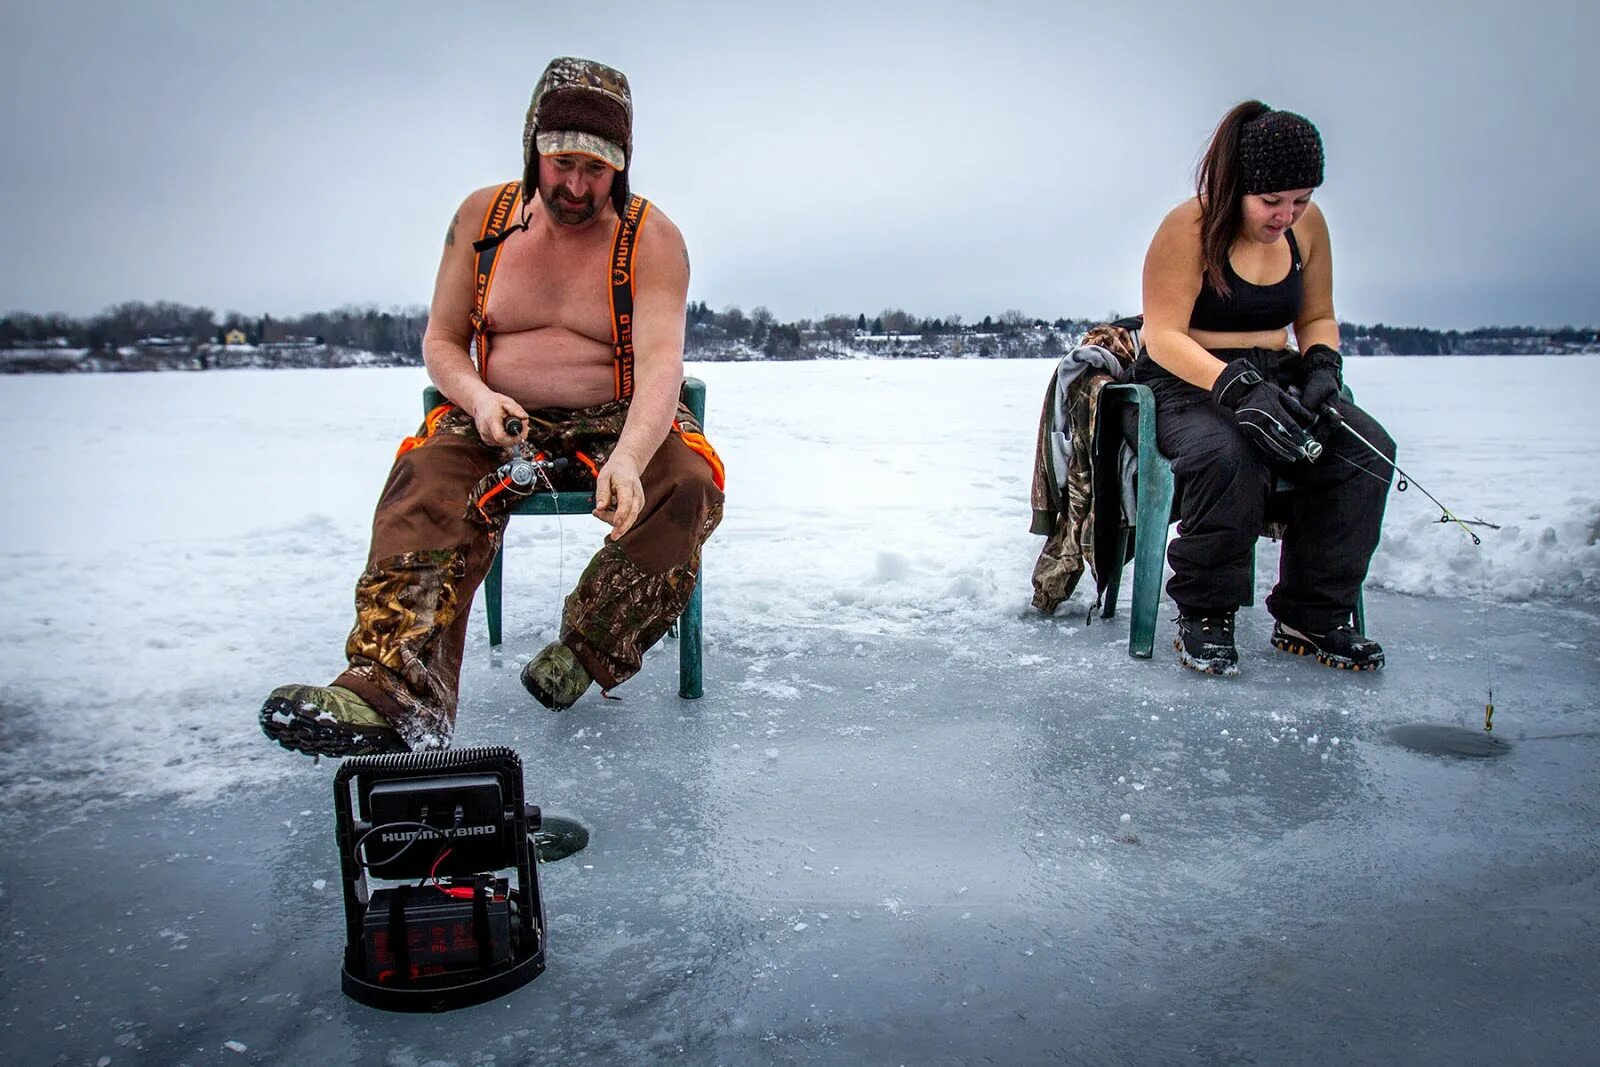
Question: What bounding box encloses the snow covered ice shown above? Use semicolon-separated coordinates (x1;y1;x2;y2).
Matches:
1;356;1597;1063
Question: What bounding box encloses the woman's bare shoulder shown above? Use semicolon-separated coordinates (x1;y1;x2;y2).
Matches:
1149;197;1203;254
1294;200;1331;255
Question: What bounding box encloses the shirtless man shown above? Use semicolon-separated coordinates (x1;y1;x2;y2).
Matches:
260;57;725;756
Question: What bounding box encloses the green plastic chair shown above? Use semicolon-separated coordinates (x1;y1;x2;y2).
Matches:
1095;382;1368;659
420;377;707;698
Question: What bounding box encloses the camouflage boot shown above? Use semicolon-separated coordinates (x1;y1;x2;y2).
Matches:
521;642;594;711
259;684;409;757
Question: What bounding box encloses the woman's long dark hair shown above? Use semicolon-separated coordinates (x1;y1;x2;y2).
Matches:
1196;100;1271;297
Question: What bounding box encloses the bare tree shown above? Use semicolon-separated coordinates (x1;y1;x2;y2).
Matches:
879;308;916;334
820;315;854;340
720;305;750;341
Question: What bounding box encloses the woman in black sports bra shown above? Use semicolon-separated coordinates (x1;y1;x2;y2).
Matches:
1133;101;1395;676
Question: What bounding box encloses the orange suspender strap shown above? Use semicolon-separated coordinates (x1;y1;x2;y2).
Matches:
469;181;524;380
600;194;725;489
607;195;651;402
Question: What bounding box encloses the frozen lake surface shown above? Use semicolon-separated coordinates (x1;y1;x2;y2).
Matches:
1;357;1597;1063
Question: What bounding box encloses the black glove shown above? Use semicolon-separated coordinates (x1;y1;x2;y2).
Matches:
1300;343;1343;416
1211;357;1321;464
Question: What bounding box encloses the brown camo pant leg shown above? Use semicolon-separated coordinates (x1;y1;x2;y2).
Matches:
561;433;724;689
332;422;506;749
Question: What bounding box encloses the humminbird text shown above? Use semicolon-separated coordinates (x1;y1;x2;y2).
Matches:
380;825;498;843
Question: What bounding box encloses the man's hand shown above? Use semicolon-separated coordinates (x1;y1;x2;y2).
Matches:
470;391;530;447
592;453;645;541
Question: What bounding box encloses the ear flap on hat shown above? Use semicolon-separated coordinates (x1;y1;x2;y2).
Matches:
610;166;629;218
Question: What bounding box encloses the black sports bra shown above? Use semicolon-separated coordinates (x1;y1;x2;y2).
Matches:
1189;228;1303;333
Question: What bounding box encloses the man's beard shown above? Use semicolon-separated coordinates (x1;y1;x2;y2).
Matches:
543;187;598;226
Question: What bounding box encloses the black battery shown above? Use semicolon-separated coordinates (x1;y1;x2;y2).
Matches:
362;882;513;984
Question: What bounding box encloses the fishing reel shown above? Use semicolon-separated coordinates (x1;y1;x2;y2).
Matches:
1282;386;1325;463
498;416;569;494
468;416;573;524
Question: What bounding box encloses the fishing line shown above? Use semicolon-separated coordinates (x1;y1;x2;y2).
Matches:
533;462;566;639
502;412;570;641
1324;406;1499;731
1478;544;1495;734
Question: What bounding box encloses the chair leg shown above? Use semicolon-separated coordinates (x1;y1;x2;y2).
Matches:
486;545;504;648
678;577;703;699
1128;453;1174;659
1101;526;1129;619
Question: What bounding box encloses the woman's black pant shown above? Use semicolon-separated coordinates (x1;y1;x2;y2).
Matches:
1136;347;1396;632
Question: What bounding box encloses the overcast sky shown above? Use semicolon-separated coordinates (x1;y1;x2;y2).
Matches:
4;0;1597;329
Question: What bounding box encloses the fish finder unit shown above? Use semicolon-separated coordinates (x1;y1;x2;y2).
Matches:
334;746;546;1012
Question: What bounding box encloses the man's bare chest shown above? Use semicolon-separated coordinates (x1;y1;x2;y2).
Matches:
484;224;615;341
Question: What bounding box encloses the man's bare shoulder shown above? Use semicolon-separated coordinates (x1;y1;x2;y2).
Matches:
451;182;523;228
435;182;524;253
636;201;688;280
639;201;684;250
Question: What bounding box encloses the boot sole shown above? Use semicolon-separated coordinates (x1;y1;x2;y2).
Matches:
1175;638;1240;677
1271;634;1384;671
259;695;410;757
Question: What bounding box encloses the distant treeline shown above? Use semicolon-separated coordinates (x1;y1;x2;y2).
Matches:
2;300;1596;368
1338;323;1599;355
0;301;427;353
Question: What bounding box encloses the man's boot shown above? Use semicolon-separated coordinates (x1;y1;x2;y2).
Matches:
259;684;409;756
521;642;594;710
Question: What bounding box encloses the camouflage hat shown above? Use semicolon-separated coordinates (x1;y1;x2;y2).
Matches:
523;57;632;173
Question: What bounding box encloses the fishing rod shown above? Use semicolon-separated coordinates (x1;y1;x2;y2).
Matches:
1320;406;1500;544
